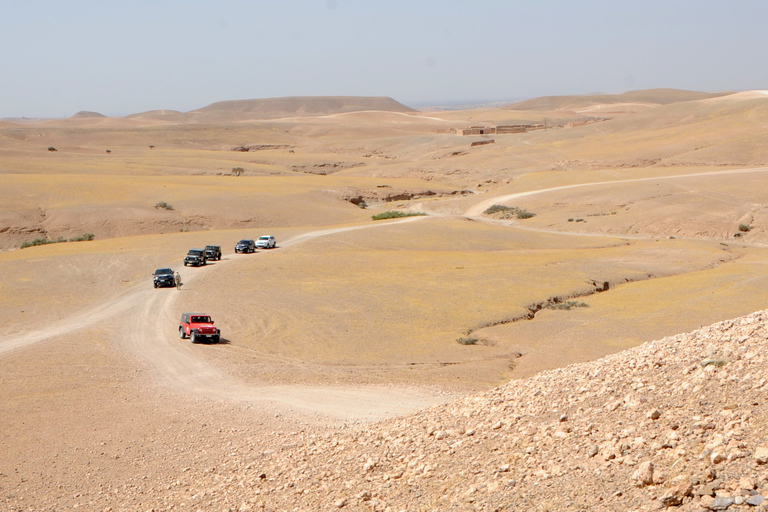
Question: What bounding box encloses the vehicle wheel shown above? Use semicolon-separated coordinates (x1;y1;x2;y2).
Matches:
184;262;188;267
213;335;220;344
179;327;186;339
190;331;197;344
154;282;158;288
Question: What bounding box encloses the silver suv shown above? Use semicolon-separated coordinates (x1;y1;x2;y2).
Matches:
255;235;276;249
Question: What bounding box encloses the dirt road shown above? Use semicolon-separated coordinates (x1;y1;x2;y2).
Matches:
0;216;442;421
464;166;768;216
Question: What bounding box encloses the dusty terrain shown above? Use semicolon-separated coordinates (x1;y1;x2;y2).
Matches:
2;90;768;510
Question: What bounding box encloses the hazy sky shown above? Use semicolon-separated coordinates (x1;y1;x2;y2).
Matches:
2;0;766;118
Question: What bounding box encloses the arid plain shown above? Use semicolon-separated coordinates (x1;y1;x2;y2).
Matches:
2;90;768;510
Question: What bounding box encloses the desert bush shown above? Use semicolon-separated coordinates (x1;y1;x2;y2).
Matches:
545;300;589;311
483;204;535;219
371;211;426;221
47;146;57;152
456;336;479;345
155;201;174;210
739;223;751;232
21;236;66;249
69;233;94;242
484;204;513;215
358;199;368;209
232;167;244;176
516;210;536;219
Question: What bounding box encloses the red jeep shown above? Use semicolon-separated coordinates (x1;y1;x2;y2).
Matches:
179;313;221;343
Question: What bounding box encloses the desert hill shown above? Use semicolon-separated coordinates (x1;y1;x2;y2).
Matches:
70;110;106;118
157;310;768;511
507;88;733;112
2;88;768;511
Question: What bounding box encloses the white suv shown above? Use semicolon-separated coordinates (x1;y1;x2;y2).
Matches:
255;235;276;249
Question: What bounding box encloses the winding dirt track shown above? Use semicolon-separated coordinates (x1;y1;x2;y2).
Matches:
464;166;768;217
1;217;439;421
4;167;766;419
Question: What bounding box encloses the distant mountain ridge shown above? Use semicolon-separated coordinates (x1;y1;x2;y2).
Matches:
507;88;733;111
70;111;106;118
124;96;416;123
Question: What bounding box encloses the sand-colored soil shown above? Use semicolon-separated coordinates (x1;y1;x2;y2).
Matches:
2;90;768;509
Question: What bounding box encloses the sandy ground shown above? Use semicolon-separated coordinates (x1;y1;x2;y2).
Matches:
2;91;768;509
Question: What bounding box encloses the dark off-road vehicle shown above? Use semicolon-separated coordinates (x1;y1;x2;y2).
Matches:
152;268;175;288
235;239;255;253
179;313;220;343
184;248;207;267
204;245;222;261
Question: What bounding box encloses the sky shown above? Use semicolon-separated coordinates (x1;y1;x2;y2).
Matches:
1;0;767;118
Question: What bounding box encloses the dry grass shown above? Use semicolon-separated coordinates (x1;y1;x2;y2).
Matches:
2;91;768;388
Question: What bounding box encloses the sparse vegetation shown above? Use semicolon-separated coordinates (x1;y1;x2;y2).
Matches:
21;233;94;249
47;146;57;152
371;211;426;221
68;233;94;242
456;336;478;345
232;167;244;176
357;199;368;209
545;300;589;311
739;223;751;232
483;204;536;219
154;201;174;210
21;237;65;249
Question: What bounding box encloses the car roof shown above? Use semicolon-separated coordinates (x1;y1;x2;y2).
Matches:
258;235;273;239
155;268;173;273
238;239;253;242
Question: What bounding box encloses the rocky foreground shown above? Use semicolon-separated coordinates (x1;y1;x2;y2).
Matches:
12;311;768;511
112;309;765;512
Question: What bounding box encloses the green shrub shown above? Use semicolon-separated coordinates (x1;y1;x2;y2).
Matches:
20;236;66;249
483;204;513;215
545;300;589;311
155;201;174;210
371;211;426;221
516;210;536;219
232;167;244;176
456;336;479;345
69;233;94;242
738;223;751;232
483;204;535;219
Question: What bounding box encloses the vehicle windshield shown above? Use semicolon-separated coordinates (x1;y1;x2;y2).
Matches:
238;240;250;244
258;236;270;240
155;268;173;275
205;246;217;250
191;316;211;323
188;250;202;255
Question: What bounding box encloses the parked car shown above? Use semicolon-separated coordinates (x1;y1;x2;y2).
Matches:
184;248;207;267
235;239;255;253
255;235;276;249
204;245;222;261
179;313;220;343
152;268;175;288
